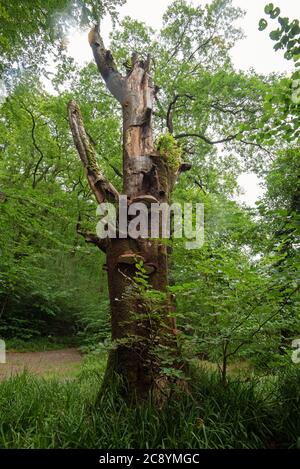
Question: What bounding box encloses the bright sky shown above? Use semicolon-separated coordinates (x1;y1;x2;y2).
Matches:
66;0;300;206
69;0;300;74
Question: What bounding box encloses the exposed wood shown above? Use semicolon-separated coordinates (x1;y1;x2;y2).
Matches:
88;24;126;104
130;195;159;206
68;100;119;204
117;253;145;265
68;26;183;400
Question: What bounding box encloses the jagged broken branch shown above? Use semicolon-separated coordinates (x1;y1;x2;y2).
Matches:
68;100;119;204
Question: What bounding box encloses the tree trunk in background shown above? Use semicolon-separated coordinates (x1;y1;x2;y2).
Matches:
69;25;188;401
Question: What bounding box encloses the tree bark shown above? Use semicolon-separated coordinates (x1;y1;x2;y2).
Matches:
69;25;189;402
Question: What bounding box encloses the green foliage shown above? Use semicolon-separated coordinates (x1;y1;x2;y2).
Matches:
0;0;125;78
255;6;300;153
156;132;182;169
0;79;113;344
259;5;300;64
0;0;294;378
5;336;78;352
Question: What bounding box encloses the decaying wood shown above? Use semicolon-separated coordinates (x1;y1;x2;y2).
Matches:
69;24;186;401
88;24;126;104
68;100;119;204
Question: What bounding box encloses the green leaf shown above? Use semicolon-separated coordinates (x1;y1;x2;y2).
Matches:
278;17;290;31
284;50;293;60
269;29;281;41
274;42;283;51
290;24;300;37
270;7;280;19
264;3;274;15
259;18;268;31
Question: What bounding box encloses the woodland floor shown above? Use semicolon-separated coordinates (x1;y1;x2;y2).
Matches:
0;348;83;380
0;347;253;381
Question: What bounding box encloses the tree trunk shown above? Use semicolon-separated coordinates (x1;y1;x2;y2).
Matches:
68;25;190;402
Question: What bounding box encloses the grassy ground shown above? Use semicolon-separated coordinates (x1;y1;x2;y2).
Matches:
0;353;299;449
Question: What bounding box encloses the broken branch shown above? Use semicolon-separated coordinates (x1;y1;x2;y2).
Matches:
88;24;126;104
68;100;119;204
76;223;108;253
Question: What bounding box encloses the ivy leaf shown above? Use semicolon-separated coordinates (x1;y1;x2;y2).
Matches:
284;50;293;60
274;42;283;51
259;19;268;31
269;29;281;41
270;7;280;19
264;3;274;15
278;17;290;31
290;24;300;37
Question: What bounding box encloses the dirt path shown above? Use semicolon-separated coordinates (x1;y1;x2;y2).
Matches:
0;348;83;380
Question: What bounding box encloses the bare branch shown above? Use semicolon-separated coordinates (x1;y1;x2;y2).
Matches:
166;94;194;133
21;104;45;188
85;130;123;178
167;21;190;60
88;24;126;104
225;285;299;360
193;178;207;194
68;100;119;204
239;139;275;158
174;132;239;145
76;223;108;253
174;130;274;157
187;32;216;62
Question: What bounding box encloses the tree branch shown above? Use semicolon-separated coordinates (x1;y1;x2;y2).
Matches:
166;94;194;133
193;178;207;194
68;100;119;204
225;285;299;361
76;223;108;253
21;104;45;188
88;24;126;104
239;139;274;158
174;132;273;156
174;132;239;145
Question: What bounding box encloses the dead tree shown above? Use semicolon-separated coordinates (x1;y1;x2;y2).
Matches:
68;25;190;401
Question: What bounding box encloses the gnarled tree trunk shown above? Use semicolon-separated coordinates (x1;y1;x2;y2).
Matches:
68;25;190;401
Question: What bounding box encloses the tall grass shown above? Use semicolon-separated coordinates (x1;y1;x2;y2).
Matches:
0;357;299;449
